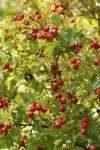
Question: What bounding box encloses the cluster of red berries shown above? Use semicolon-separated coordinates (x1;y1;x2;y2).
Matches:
51;2;68;14
0;123;12;135
53;119;66;128
70;42;83;54
29;25;58;40
0;97;9;108
56;92;78;111
51;79;64;92
66;92;78;104
2;63;13;72
90;41;100;50
19;135;27;148
27;102;47;118
14;13;24;21
51;64;58;75
70;57;80;70
81;116;89;135
93;58;100;66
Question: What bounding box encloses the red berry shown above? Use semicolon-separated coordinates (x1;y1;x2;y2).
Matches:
1;127;8;135
81;128;87;135
28;111;34;118
52;26;58;31
82;117;89;123
51;6;56;12
52;70;58;75
70;44;77;50
17;16;22;21
89;145;97;150
30;106;36;112
0;103;4;108
2;63;9;70
90;41;99;49
8;67;13;72
59;106;65;112
82;123;88;128
20;140;25;147
60;119;66;125
73;63;79;70
55;93;62;99
24;0;29;4
32;27;39;33
37;14;42;19
93;59;100;66
24;20;30;26
35;103;42;111
44;26;50;32
41;106;47;113
0;123;4;128
29;14;34;20
96;88;100;95
51;84;59;91
37;147;44;150
58;79;64;86
54;121;61;128
70;18;76;23
31;33;37;39
20;13;24;19
6;123;12;129
71;97;78;104
70;58;77;64
51;29;58;36
39;33;46;39
22;135;27;141
60;98;66;104
66;93;72;99
51;65;58;70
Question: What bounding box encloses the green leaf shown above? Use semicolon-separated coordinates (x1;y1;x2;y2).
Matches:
44;45;54;56
51;14;61;27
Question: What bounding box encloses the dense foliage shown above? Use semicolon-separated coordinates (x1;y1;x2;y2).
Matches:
0;0;100;150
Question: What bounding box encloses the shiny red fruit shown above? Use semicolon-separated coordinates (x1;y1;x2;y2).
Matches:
66;93;72;99
22;135;27;141
55;93;62;99
73;63;79;70
82;123;88;128
89;145;97;150
60;98;66;104
41;106;47;113
82;117;89;123
6;123;12;129
59;106;65;112
60;119;66;125
54;121;62;128
28;111;34;118
81;128;87;135
51;84;59;91
35;103;42;111
58;79;64;86
71;97;78;104
70;58;77;64
93;59;100;66
96;88;100;95
44;26;50;32
51;29;58;36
